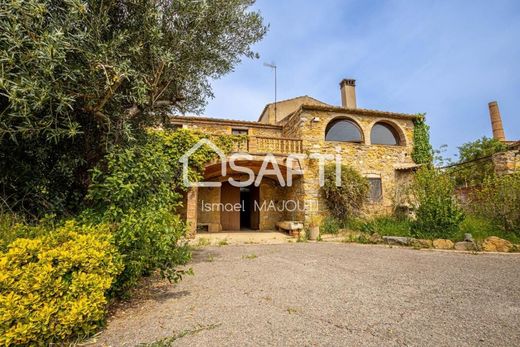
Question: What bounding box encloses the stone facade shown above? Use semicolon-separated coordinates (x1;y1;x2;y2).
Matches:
492;146;520;175
173;82;421;233
291;107;416;222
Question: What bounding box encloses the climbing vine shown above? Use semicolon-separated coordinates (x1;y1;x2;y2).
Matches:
412;115;433;165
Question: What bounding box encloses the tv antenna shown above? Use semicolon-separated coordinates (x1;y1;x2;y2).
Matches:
263;62;277;120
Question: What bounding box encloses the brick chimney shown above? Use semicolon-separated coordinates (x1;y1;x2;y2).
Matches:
340;79;356;109
488;101;506;141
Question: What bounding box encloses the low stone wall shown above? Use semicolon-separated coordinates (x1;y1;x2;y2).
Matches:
493;149;519;175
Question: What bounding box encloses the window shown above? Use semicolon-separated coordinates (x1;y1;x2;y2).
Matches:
232;128;248;135
368;177;382;202
325;119;363;142
370;122;400;145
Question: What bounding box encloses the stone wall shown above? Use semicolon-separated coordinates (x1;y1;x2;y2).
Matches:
197;186;221;232
493;149;520;175
295;109;416;223
171;117;283;138
258;179;285;230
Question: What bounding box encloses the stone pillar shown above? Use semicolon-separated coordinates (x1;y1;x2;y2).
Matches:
186;187;198;238
248;136;258;153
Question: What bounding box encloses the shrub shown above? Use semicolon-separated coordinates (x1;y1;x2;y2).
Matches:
0;221;122;345
411;167;465;239
320;164;369;221
83;130;236;294
0;213;58;252
452;137;506;186
320;216;343;234
473;172;520;235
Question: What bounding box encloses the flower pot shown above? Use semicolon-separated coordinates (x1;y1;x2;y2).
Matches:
308;226;320;241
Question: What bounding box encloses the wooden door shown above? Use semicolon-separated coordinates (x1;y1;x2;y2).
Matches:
221;182;240;230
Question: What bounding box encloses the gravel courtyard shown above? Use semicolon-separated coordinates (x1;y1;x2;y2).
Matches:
93;243;520;346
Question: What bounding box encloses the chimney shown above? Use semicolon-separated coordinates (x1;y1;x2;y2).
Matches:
340;79;357;108
488;101;506;141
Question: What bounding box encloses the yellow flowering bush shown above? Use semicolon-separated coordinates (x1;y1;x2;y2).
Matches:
0;221;122;346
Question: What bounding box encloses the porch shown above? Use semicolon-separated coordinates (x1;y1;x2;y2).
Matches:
182;150;305;236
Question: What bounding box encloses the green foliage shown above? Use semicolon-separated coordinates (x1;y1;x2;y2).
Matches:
457;215;520;244
411;117;433;165
359;216;412;237
472;172;520;235
1;0;266;217
320;216;343;235
0;136;87;217
320;164;369;220
411;167;465;239
452;137;506;186
0;213;57;252
0;221;122;345
83;129;235;294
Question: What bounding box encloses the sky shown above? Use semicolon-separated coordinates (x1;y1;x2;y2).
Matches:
204;0;520;158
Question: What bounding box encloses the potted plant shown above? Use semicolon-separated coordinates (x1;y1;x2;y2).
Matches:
307;214;322;241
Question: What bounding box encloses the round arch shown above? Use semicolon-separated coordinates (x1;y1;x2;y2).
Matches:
368;119;406;146
324;117;365;143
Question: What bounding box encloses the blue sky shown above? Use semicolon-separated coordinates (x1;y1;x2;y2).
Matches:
204;0;520;158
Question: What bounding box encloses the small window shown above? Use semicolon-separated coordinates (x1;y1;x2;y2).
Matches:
368;178;382;202
232;128;248;135
371;123;400;145
325;119;363;142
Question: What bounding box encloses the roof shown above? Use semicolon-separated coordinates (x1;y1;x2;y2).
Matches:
394;163;423;171
170;115;282;129
257;95;330;122
298;104;422;120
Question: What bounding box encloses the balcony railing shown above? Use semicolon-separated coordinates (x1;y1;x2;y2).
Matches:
230;136;303;154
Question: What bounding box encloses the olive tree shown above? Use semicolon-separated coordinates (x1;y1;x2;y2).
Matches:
0;0;266;215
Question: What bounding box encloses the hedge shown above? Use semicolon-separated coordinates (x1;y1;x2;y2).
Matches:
0;221;122;345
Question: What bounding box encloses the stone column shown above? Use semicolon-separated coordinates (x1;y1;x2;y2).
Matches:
186;187;198;238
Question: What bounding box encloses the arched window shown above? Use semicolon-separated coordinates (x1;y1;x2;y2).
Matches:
370;122;400;145
325;118;363;142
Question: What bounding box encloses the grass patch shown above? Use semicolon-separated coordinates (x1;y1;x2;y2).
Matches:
196;237;211;247
320;216;344;235
348;216;412;237
217;239;228;247
456;215;520;243
242;253;257;260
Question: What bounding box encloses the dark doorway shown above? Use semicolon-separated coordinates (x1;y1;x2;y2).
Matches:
240;185;259;230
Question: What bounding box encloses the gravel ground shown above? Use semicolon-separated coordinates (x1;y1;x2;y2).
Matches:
92;243;520;347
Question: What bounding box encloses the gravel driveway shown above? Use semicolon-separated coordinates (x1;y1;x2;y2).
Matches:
93;243;520;346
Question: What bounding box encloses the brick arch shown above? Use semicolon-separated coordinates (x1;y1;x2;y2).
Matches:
324;116;366;144
368;119;407;146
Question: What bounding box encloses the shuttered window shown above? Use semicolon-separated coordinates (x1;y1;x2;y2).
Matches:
368;178;383;202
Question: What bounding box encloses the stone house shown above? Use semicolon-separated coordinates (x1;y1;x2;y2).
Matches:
488;101;520;175
173;79;422;235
